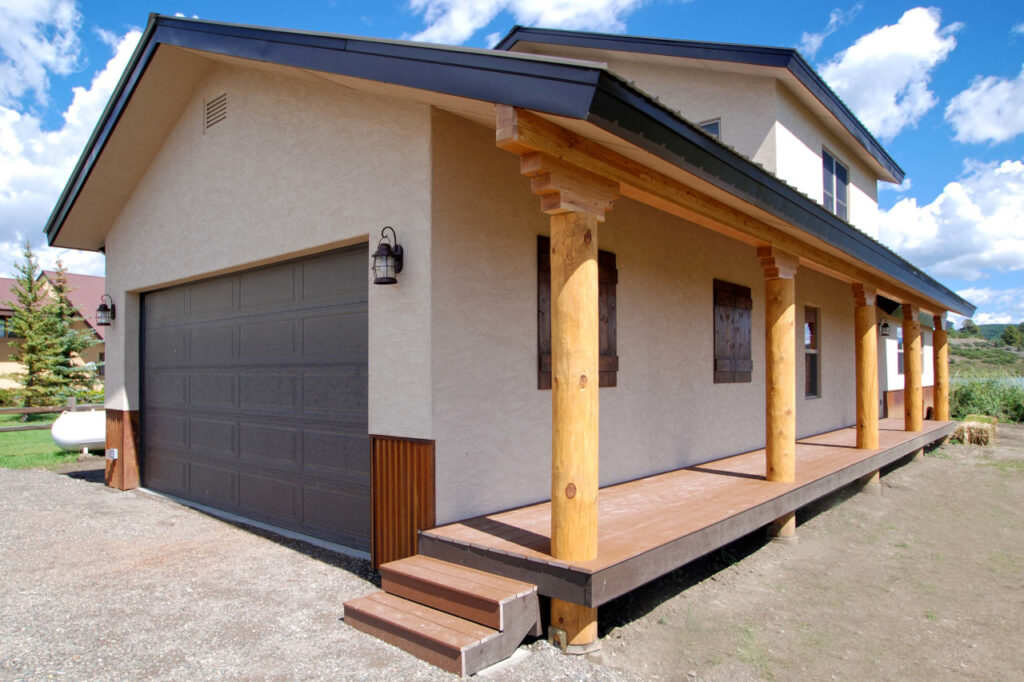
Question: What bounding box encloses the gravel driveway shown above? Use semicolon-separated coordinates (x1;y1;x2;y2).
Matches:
0;467;631;681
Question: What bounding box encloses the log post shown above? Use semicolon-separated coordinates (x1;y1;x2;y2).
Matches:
852;284;879;450
759;246;798;540
933;314;950;421
512;148;618;653
902;304;923;432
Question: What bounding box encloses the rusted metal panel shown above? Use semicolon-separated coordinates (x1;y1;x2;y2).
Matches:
371;435;435;568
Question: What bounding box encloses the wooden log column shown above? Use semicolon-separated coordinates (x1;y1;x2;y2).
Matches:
933;314;950;421
853;284;879;450
519;150;618;653
759;247;798;539
903;303;923;432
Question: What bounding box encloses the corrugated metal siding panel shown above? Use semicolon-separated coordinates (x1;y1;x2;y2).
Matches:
371;436;435;568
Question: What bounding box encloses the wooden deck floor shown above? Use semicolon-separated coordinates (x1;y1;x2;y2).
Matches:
419;418;955;607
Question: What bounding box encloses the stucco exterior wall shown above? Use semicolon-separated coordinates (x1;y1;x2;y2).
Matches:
429;111;859;524
773;85;880;237
102;62;434;438
602;59;778;172
879;311;935;392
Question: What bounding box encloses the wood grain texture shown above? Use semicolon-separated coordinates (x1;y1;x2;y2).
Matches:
104;409;140;490
933;319;950;421
764;274;796;483
496;106;947;316
549;212;600;564
902;304;923;432
854;289;879;449
371;436;436;569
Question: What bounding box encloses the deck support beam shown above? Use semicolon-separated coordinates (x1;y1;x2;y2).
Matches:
903;304;923;432
933;314;949;421
759;247;797;540
511;144;617;653
853;284;879;450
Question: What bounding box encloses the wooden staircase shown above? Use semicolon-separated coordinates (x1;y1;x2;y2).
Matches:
344;555;542;676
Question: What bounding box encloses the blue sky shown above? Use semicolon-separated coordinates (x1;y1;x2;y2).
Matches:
1;0;1023;324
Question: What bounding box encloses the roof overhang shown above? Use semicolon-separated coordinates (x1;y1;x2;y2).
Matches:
494;26;904;185
44;15;970;317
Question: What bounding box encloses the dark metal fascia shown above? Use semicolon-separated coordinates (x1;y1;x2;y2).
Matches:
44;15;606;247
495;26;904;184
586;72;973;317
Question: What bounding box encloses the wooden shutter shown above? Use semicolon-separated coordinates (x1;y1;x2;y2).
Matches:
713;279;752;383
538;236;618;389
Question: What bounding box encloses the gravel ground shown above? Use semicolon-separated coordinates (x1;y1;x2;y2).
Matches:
0;468;634;681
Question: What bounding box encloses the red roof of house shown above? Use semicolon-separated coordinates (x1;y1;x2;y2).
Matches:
0;272;106;340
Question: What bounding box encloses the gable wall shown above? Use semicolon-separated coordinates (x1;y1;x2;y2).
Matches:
429;110;856;524
102;62;434;438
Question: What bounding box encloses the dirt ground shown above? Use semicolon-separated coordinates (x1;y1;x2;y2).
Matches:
1;426;1022;681
598;424;1024;681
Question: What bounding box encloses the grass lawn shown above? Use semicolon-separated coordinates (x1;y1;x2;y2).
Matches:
0;413;80;469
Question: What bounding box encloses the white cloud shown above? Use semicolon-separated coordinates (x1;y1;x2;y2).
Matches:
1014;23;1024;35
878;159;1024;282
945;64;1024;145
953;287;1024;324
0;0;81;106
798;4;862;59
880;177;913;193
407;0;647;45
820;7;960;141
0;26;140;278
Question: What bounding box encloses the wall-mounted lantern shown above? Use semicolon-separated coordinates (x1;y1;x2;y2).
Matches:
96;294;115;326
371;226;404;285
879;320;892;338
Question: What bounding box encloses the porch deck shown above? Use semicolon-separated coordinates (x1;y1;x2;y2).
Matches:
419;418;954;607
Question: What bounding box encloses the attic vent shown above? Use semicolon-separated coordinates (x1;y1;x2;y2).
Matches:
204;93;227;131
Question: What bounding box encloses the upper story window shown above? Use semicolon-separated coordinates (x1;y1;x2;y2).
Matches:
699;118;721;140
822;150;848;220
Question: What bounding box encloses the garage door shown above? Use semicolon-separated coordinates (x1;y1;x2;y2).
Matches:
141;246;370;551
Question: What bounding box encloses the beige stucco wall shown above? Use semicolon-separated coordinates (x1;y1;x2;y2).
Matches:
773;85;879;237
102;62;434;438
429;111;858;524
880;311;935;392
602;59;778;172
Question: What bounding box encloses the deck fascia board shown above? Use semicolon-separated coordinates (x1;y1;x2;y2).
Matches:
419;421;954;607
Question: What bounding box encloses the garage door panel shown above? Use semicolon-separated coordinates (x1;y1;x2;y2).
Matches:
189;277;236;317
189;463;237;504
303;431;371;476
240;473;299;521
240;318;298;359
189;417;238;458
143;245;369;550
190;374;237;408
239;423;300;465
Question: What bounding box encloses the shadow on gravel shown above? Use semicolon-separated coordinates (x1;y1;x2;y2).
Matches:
63;467;106;484
598;448;928;635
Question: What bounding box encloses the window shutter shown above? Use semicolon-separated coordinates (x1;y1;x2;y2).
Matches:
714;279;752;383
538;236;617;389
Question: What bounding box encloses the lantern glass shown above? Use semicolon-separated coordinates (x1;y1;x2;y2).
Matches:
372;246;397;284
96;303;112;326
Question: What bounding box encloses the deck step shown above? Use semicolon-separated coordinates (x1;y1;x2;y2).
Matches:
381;554;536;630
344;556;541;676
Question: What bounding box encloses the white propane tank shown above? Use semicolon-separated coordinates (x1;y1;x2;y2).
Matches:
50;410;106;451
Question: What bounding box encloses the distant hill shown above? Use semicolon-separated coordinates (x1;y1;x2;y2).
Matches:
978;324;1013;341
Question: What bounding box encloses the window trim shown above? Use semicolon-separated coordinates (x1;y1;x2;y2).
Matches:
804;305;821;398
822;148;849;221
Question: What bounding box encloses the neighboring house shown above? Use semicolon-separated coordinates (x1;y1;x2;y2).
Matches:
44;16;974;670
0;272;105;390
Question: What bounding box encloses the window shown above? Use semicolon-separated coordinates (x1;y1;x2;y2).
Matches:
713;279;753;383
0;316;15;338
897;325;904;376
822;150;848;220
98;352;105;378
537;236;618;389
804;306;820;398
699;118;721;140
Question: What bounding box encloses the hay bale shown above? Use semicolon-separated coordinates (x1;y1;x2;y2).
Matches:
952;421;995;445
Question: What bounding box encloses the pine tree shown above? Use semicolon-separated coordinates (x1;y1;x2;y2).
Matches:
6;242;63;407
1001;324;1023;348
47;259;100;396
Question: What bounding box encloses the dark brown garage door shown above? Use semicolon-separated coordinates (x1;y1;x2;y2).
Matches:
141;246;370;551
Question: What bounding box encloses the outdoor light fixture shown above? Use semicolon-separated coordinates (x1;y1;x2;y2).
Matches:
96;294;115;326
879;320;892;338
371;226;403;285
